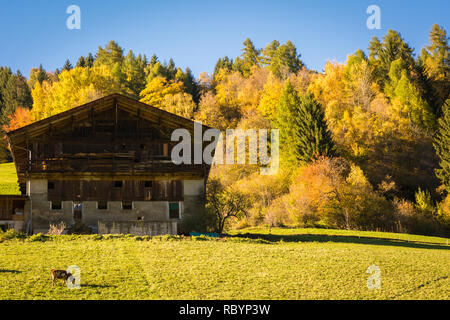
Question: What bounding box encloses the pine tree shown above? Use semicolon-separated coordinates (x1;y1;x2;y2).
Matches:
419;24;450;117
167;58;176;79
368;30;415;88
149;54;158;66
261;40;280;66
0;71;32;124
213;56;233;80
175;67;200;104
434;99;450;193
123;50;147;98
76;56;86;68
237;38;260;77
295;94;336;163
62;59;73;71
95;41;124;66
275;81;336;167
86;53;95;67
262;40;304;78
275;81;301;167
0;67;13;113
28;64;49;89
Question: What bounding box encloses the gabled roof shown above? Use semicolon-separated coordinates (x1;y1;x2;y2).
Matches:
7;93;208;141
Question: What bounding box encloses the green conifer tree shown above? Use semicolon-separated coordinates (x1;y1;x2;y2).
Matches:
434;99;450;192
295;93;336;163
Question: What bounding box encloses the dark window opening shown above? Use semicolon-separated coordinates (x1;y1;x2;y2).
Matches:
144;181;152;188
48;182;55;190
114;181;123;188
98;201;107;210
51;201;62;210
123;201;132;210
169;202;180;219
73;202;82;222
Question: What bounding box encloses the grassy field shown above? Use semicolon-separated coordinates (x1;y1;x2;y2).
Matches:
0;162;19;195
0;229;448;300
0;162;448;299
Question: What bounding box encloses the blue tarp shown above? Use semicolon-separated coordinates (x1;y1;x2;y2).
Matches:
189;232;219;238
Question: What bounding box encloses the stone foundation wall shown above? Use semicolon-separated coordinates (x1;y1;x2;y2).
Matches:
98;220;177;236
23;178;206;234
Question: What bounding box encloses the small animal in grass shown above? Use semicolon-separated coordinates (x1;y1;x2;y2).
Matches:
50;269;75;286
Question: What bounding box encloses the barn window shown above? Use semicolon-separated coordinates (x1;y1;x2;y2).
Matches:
123;201;132;210
48;181;55;190
51;201;62;210
169;202;180;219
114;181;123;188
98;201;107;210
144;181;152;188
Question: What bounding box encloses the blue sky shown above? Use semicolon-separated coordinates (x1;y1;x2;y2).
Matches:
0;0;448;78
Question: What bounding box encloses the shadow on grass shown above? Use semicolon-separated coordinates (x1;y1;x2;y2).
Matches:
227;233;449;250
0;269;22;274
81;283;117;289
389;275;449;299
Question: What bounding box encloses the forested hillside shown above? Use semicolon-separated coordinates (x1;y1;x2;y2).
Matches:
0;25;449;236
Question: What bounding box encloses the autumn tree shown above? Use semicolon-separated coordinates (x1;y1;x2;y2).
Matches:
2;107;33;132
278;157;393;230
31;66;116;121
206;178;249;233
139;76;185;109
258;73;283;121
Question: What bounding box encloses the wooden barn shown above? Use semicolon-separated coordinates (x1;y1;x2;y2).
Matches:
3;93;213;235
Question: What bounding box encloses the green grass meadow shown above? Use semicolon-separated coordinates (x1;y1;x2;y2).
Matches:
0;162;448;300
0;229;448;300
0;162;19;195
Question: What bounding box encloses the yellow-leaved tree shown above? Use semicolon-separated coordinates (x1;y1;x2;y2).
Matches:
31;66;119;121
139;76;184;107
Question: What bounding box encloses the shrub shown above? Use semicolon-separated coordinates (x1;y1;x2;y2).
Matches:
27;233;49;242
393;195;447;237
270;157;396;231
437;195;450;235
0;229;25;242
